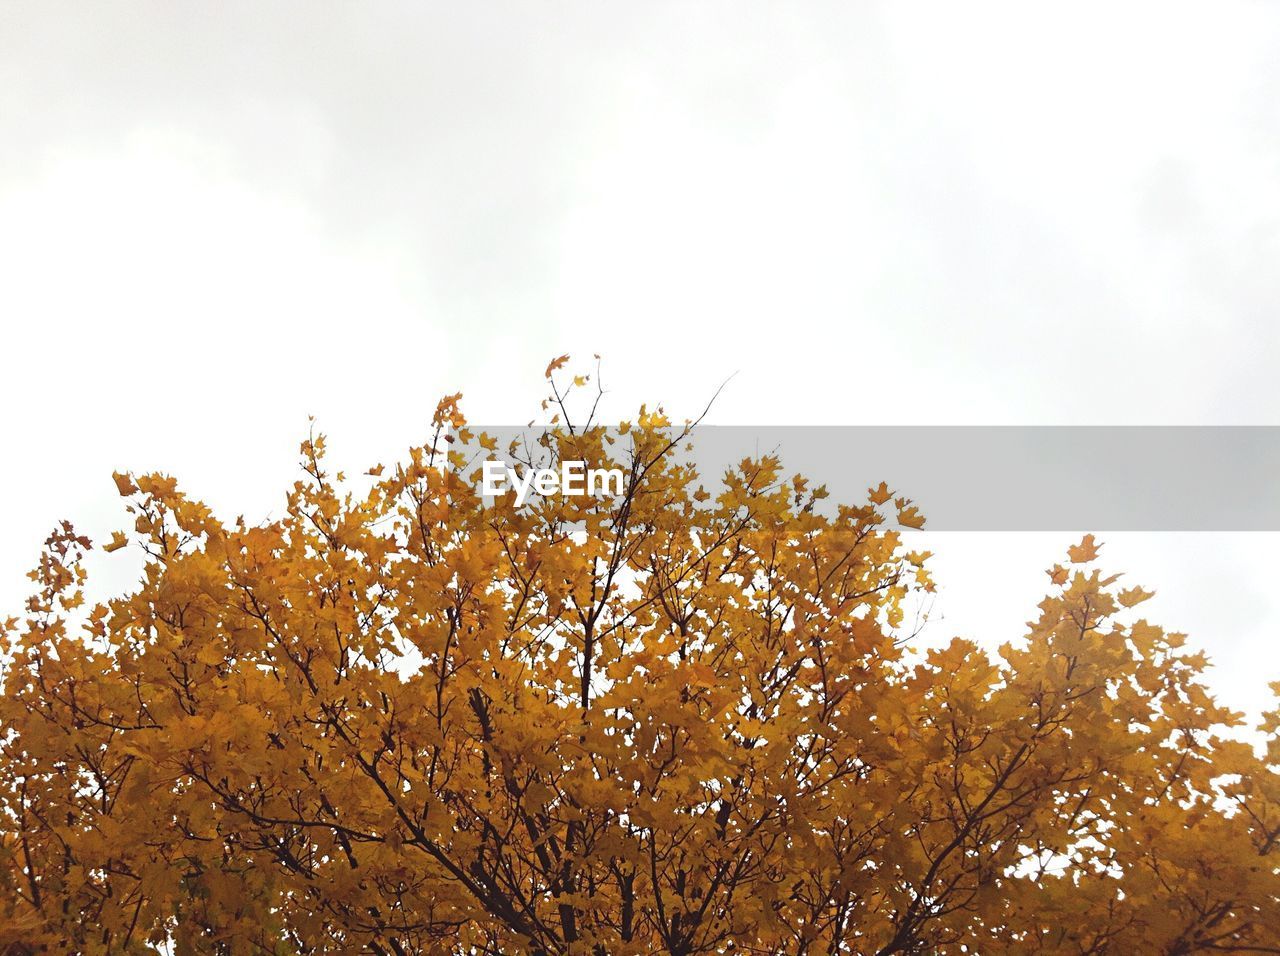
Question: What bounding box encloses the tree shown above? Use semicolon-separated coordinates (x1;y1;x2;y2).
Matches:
2;365;1278;954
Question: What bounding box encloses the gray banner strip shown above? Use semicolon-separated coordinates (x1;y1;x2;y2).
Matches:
460;426;1280;531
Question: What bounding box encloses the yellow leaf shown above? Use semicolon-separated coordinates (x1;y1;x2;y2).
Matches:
1118;585;1155;607
897;505;925;529
869;481;892;505
1067;533;1101;563
196;643;225;666
688;662;717;689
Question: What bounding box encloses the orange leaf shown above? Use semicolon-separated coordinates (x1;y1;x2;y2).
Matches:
545;354;570;379
1067;534;1101;563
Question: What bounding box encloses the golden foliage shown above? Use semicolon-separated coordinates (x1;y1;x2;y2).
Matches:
1;370;1278;953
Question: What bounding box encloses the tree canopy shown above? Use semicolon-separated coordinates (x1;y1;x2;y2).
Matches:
3;370;1278;954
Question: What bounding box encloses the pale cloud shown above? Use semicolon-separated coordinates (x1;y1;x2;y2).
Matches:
2;2;1278;712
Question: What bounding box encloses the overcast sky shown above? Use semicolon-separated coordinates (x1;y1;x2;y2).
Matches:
2;2;1278;715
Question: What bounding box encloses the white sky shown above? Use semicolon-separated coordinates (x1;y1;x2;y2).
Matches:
2;2;1278;715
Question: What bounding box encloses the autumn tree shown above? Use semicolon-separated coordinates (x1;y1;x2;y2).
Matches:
2;363;1278;953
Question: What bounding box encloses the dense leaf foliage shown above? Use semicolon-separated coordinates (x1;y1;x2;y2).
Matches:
3;372;1278;953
